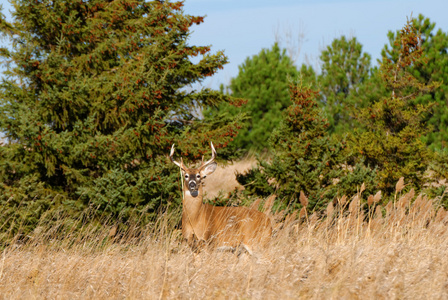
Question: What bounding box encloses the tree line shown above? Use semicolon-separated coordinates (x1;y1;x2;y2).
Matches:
212;14;448;211
0;1;446;239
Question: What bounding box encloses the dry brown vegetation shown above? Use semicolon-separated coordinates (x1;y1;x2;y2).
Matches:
1;162;448;299
203;157;257;199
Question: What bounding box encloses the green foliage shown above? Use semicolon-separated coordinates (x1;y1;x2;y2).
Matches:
430;150;448;183
351;18;439;194
410;15;448;150
298;64;318;89
0;0;243;236
381;14;448;151
318;36;372;135
425;149;448;203
236;83;377;211
209;43;299;151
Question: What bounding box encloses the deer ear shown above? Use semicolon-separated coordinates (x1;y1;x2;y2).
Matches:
202;162;217;176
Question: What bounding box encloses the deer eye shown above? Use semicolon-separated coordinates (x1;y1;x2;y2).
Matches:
185;174;189;179
196;174;201;179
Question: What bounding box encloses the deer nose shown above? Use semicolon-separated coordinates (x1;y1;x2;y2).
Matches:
189;181;197;190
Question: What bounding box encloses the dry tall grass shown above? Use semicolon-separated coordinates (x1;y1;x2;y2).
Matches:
1;162;448;299
1;190;448;299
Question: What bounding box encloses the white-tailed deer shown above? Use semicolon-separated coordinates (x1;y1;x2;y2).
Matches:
170;142;272;254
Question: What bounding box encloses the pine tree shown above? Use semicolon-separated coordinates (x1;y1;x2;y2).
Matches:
209;43;299;152
0;0;243;229
318;36;371;135
351;18;439;194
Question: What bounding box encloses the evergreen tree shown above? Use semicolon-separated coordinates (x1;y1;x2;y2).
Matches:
351;18;439;194
236;83;376;211
298;63;318;89
209;43;299;152
0;0;243;229
381;14;448;150
318;36;371;135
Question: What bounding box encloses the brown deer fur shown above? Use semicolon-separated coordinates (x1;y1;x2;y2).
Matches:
170;143;272;254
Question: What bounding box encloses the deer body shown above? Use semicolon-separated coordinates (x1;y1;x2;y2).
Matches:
171;143;272;254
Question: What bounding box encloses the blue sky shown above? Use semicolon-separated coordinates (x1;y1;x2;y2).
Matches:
182;0;448;88
1;0;447;89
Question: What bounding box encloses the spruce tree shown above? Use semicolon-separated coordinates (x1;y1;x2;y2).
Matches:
381;14;448;151
0;0;243;227
351;18;439;194
236;83;374;211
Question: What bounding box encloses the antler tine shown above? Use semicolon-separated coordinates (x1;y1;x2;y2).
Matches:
201;142;217;168
170;144;186;170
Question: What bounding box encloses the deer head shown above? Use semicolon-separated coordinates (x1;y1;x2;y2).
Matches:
170;142;217;197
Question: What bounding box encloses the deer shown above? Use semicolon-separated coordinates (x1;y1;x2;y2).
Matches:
170;142;272;255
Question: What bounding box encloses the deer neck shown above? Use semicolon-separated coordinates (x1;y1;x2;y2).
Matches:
182;184;205;220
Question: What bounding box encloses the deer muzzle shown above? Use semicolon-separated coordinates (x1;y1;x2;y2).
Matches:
189;181;197;191
187;181;199;197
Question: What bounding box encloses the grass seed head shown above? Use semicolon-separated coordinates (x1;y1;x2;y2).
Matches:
263;194;276;214
250;199;262;211
396;177;405;193
299;191;309;207
373;190;382;203
299;206;307;219
360;182;366;194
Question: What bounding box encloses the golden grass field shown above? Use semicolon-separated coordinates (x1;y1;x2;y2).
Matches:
1;160;448;299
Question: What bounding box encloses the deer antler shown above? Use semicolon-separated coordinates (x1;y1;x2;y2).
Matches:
170;144;187;170
200;142;216;169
